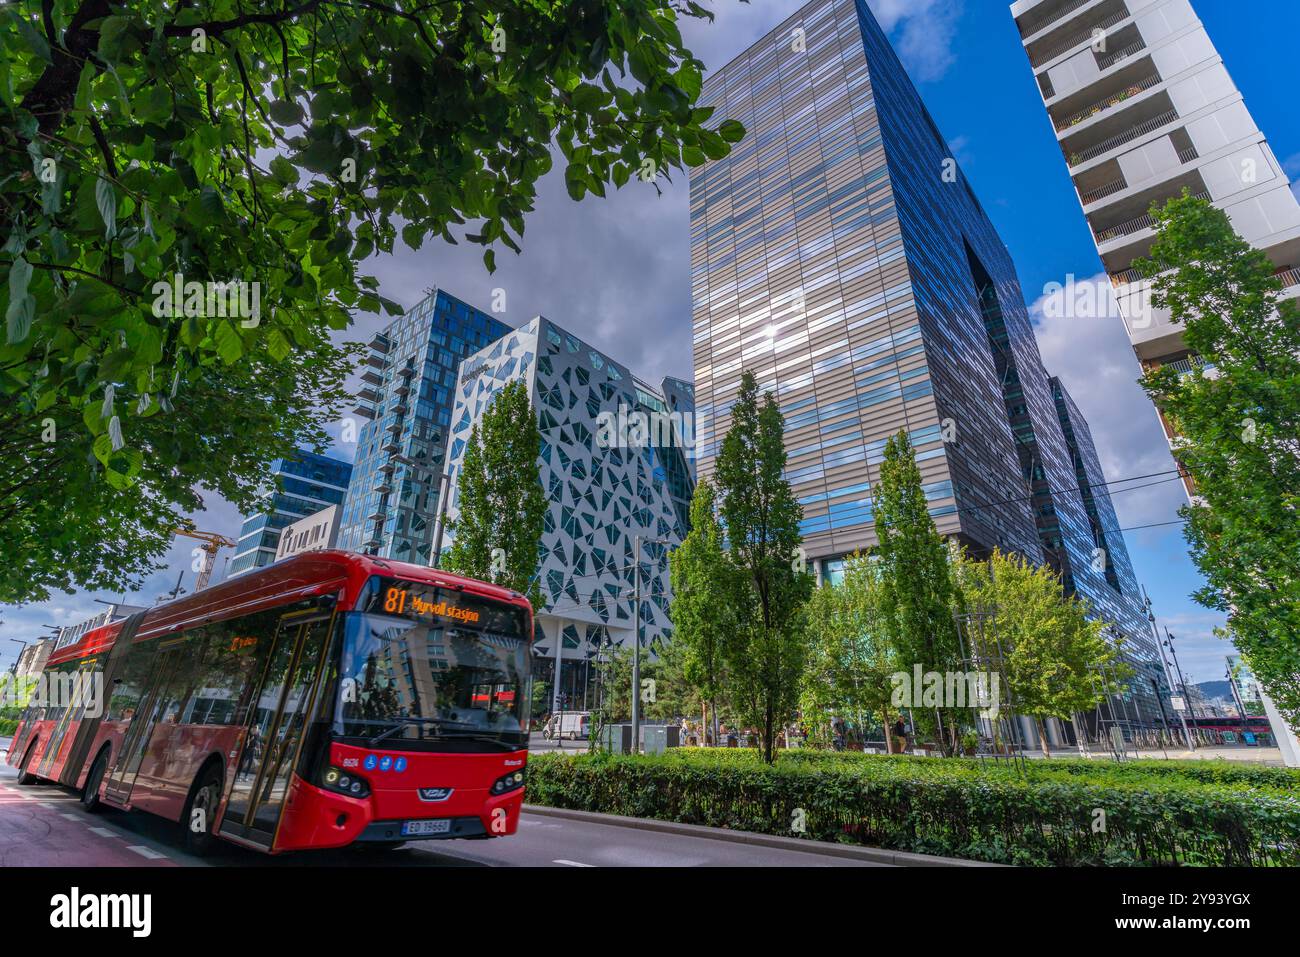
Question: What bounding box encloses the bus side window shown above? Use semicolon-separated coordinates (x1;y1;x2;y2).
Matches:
192;611;279;726
107;640;159;722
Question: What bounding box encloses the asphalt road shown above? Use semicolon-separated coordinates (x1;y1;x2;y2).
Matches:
0;763;883;868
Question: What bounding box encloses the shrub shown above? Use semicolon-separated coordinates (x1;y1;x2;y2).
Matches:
0;718;17;737
525;749;1300;866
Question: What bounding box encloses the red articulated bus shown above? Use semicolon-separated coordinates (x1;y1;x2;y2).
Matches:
6;551;534;855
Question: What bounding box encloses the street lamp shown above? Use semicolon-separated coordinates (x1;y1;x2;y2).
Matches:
629;534;671;755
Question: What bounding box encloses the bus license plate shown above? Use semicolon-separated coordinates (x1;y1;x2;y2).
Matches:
402;819;451;836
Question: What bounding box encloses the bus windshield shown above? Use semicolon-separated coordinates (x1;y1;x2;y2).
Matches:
333;578;530;751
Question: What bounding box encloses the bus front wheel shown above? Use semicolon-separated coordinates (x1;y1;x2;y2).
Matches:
183;764;223;856
15;742;40;786
81;750;109;813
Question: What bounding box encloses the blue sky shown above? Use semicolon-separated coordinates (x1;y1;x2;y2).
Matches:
4;0;1295;684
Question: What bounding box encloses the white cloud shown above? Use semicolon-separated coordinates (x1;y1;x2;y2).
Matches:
1028;272;1187;528
681;0;963;81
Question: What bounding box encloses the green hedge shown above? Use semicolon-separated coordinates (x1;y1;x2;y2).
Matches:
0;718;17;737
681;747;1300;791
526;750;1300;866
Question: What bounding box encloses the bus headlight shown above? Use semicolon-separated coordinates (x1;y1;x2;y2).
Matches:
321;766;370;798
490;769;526;795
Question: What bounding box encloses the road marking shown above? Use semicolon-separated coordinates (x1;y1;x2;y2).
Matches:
60;814;82;821
88;827;118;838
553;859;595;867
126;845;168;861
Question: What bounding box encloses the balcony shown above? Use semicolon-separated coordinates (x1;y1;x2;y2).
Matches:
1095;189;1211;244
1096;36;1145;71
1065;104;1178;167
1054;71;1161;132
1079;176;1128;205
1028;1;1131;68
361;368;383;386
1018;0;1099;39
1277;266;1300;290
352;402;376;420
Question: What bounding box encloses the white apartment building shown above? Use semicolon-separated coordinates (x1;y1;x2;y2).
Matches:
1012;0;1300;466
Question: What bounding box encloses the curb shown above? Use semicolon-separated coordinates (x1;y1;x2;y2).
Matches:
523;804;995;867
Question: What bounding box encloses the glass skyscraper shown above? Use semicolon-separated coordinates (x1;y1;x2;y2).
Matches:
228;449;353;577
691;0;1170;736
336;288;512;564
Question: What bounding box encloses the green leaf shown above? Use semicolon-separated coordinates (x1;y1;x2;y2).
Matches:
10;11;52;65
268;99;305;126
213;321;243;363
718;119;746;143
266;328;292;361
94;177;118;240
270;156;298;185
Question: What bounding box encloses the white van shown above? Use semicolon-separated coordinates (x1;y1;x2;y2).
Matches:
544;711;591;740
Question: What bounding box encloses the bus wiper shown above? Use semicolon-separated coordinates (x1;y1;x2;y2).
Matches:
367;716;444;747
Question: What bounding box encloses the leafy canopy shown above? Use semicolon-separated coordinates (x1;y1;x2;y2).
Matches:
1;0;741;602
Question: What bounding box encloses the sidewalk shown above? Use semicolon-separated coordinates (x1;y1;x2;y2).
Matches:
1023;744;1286;765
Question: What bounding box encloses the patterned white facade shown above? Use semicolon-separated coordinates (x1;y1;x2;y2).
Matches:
441;317;694;699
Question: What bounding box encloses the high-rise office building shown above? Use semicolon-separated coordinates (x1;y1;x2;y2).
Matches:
1011;0;1300;482
690;0;1169;735
228;449;353;577
336;289;512;563
442;317;694;712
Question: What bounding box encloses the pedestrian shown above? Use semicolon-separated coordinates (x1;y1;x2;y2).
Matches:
892;715;908;754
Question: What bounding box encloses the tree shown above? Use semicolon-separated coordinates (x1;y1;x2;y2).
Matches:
873;429;961;752
955;549;1129;757
1;0;743;602
1;343;352;604
442;380;546;608
1136;193;1300;725
801;552;898;751
714;370;812;763
668;478;734;743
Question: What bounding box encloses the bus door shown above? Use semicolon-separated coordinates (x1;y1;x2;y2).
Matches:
102;641;183;805
220;608;333;848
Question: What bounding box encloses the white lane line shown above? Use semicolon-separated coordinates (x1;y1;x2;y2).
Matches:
88;827;119;838
126;845;168;861
553;859;595;867
60;814;82;821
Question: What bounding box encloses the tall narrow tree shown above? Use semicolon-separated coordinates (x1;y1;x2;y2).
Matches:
873;429;960;752
669;479;734;744
443;380;545;609
714;370;812;763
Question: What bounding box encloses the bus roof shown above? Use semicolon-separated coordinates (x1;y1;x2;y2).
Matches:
46;550;531;667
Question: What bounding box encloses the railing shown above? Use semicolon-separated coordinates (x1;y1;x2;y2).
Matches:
1178;145;1199;164
1277;267;1300;289
1031;8;1131;66
1164;356;1212;376
1055;73;1161;131
1066;108;1178;165
1020;0;1098;38
1097;38;1146;70
1079;177;1128;205
1094;190;1210;243
1110;266;1155;285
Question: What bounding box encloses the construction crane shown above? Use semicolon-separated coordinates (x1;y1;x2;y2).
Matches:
173;524;236;592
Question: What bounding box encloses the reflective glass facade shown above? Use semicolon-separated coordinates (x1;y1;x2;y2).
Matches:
335;289;511;564
228;450;353;577
691;0;1170;732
